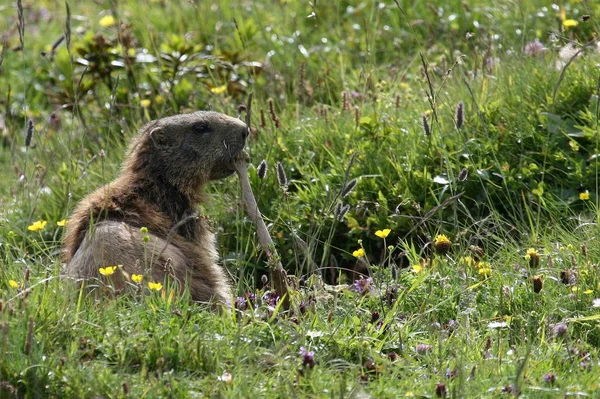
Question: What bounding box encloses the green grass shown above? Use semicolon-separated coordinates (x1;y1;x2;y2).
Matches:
2;0;600;397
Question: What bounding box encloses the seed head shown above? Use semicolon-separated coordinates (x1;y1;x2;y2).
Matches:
268;99;280;129
531;275;543;293
342;91;350;110
25;120;34;147
342;178;358;198
334;202;343;218
338;204;351;222
455;101;464;129
24;317;34;355
422;114;431;136
259;108;266;128
276;161;287;190
257;159;267;179
560;269;575;285
435;383;447;398
51;35;65;53
458;167;468;182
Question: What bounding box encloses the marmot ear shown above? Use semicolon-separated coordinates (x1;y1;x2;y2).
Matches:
148;127;168;147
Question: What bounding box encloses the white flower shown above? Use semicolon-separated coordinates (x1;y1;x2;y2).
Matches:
487;321;508;329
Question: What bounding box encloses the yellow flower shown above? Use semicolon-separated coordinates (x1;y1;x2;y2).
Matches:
210;84;227;94
352;248;366;258
526;248;538;256
563;19;578;28
353;247;367;258
461;256;475;267
99;266;118;276
375;229;391;239
140;99;151;108
478;262;492;278
28;220;47;231
9;280;21;289
411;264;423;273
433;234;451;255
525;248;541;268
155;95;164;104
148;281;163;291
131;274;143;284
583;289;593;295
579;191;590;201
99;15;116;27
56;219;67;227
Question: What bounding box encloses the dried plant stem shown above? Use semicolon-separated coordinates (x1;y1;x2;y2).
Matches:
233;154;289;309
24;317;34;355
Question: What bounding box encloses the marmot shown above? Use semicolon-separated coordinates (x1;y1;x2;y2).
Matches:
63;111;248;304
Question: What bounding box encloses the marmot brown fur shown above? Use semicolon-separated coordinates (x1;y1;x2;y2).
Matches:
63;111;248;304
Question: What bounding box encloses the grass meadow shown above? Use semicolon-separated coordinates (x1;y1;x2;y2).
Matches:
1;0;600;397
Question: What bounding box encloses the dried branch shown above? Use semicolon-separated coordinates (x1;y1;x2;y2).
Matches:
233;153;290;309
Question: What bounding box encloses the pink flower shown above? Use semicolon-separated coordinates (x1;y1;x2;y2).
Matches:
524;40;547;56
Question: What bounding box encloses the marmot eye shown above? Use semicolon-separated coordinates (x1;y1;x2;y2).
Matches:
193;122;210;134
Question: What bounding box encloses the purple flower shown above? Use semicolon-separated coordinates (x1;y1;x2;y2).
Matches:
524;39;547;56
262;290;280;307
443;319;456;333
415;343;432;355
542;373;556;384
234;296;248;311
552;323;568;338
299;346;315;368
245;292;256;304
350;277;372;295
445;368;457;379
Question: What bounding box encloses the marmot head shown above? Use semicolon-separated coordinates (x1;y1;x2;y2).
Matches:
126;111;248;193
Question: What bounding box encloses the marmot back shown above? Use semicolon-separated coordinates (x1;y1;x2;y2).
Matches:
63;111;248;304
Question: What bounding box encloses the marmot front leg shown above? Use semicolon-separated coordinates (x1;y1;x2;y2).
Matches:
67;221;225;302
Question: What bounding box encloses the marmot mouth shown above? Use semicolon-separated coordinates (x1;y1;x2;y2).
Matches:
209;153;241;180
209;164;236;180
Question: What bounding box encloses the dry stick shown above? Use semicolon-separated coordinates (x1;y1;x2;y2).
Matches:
233;156;290;309
552;37;597;103
236;92;290;309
